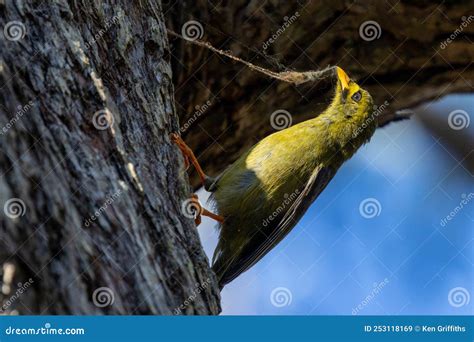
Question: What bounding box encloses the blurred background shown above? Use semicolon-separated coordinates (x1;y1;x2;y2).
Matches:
164;0;474;315
198;94;473;315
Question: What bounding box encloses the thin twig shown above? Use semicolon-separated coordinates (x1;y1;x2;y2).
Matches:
167;29;410;126
166;29;335;85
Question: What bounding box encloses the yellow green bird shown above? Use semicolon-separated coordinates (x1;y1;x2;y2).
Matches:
171;67;377;289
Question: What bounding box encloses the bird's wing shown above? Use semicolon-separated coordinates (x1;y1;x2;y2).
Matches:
214;164;336;286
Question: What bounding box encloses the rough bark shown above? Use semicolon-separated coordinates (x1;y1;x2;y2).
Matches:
165;0;474;187
0;1;220;314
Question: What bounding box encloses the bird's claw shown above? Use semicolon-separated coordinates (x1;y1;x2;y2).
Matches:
188;193;224;226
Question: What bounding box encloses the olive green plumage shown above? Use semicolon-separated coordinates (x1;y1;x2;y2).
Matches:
208;68;377;289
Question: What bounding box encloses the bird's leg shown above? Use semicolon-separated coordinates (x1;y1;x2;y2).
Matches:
170;133;207;186
170;135;224;225
189;194;224;226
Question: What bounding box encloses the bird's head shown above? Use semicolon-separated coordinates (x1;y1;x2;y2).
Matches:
333;66;373;121
322;67;377;154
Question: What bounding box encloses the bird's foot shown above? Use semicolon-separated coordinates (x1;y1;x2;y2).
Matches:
188;194;224;226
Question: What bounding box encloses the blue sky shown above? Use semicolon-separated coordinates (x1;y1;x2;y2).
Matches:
197;94;473;315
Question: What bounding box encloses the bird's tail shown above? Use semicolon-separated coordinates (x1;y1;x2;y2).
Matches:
212;245;240;291
211;243;231;291
212;254;225;291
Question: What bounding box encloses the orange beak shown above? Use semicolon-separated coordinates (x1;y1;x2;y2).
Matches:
336;66;350;91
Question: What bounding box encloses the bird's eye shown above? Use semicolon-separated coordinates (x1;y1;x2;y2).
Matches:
351;90;362;102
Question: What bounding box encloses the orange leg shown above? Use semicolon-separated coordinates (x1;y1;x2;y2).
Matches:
189;194;224;226
170;134;224;225
170;133;207;186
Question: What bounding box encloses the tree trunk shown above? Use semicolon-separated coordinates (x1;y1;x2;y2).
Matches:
165;0;474;187
0;1;220;314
